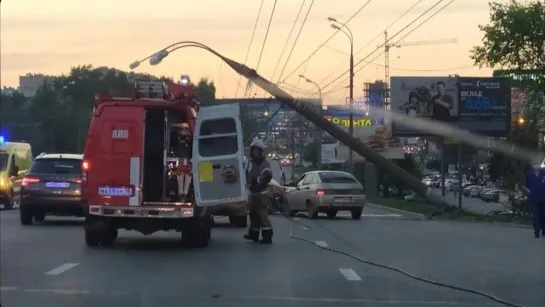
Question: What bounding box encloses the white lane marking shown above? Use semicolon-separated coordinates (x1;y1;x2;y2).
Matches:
0;286;19;291
25;289;91;295
315;240;328;247
338;268;362;281
293;217;300;221
45;263;80;275
300;225;309;230
363;213;402;217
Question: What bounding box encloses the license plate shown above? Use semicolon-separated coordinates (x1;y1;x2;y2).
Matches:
98;187;133;197
45;182;70;188
334;197;352;203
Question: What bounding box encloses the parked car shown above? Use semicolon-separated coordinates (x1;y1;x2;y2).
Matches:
284;171;365;220
482;189;500;202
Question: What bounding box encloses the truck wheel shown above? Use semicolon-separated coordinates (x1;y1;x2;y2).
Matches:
229;215;247;228
85;228;101;246
34;213;45;223
182;218;210;248
20;207;33;225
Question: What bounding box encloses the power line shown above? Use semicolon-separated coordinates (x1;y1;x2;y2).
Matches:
276;0;315;84
323;44;473;72
235;0;265;98
279;0;373;84
270;0;307;82
247;0;279;97
317;0;424;85
319;0;449;95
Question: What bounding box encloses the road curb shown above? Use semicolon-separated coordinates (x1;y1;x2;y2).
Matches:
367;203;426;220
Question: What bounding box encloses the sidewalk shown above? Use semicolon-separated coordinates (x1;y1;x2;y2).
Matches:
439;190;508;215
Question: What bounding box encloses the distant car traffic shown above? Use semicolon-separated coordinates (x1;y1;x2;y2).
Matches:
19;153;84;225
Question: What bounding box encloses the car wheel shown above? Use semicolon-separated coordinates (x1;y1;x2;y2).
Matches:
34;213;45;223
306;201;318;219
351;207;363;220
20;206;33;225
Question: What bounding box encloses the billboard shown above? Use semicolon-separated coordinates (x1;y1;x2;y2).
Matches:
320;105;404;163
456;77;511;135
390;76;458;136
390;76;511;137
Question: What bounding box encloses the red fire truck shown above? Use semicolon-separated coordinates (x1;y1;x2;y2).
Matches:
81;77;247;248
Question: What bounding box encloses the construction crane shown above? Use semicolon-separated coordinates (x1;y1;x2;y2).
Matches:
383;30;457;104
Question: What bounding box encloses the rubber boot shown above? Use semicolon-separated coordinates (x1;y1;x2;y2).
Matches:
243;229;259;242
259;229;273;244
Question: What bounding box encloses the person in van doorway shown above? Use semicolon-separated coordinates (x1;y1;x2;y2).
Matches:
244;139;274;244
524;159;545;238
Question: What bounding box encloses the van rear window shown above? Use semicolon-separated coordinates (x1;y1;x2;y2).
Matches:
318;172;358;183
30;159;82;174
200;118;236;135
199;136;238;157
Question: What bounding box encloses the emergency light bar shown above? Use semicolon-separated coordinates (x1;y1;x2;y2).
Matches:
134;80;168;99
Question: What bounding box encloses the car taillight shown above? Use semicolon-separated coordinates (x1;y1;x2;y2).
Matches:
316;189;325;196
82;161;90;171
75;179;82;184
22;177;40;186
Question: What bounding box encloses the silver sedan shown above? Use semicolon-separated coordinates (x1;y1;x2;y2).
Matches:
284;171;365;219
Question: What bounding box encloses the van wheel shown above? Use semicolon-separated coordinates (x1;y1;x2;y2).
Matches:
85;228;101;246
34;213;45;223
20;207;33;225
229;215;247;228
3;190;14;209
182;218;210;248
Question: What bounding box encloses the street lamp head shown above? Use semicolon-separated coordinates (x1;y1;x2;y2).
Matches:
330;24;341;30
327;17;337;22
129;60;140;70
298;74;305;78
149;49;169;66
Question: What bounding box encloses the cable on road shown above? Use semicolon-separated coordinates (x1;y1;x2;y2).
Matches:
283;215;526;307
318;0;448;95
276;0;315;84
317;0;425;86
235;0;265;98
323;0;454;95
279;0;372;84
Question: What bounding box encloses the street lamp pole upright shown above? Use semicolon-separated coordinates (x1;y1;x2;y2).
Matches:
328;17;354;173
299;74;323;168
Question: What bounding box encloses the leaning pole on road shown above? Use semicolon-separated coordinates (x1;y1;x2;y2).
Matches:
132;41;454;213
216;56;453;212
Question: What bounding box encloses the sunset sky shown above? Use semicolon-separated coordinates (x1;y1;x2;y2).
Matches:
1;0;504;104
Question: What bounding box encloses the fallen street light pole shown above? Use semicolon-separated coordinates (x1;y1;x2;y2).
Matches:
130;42;455;215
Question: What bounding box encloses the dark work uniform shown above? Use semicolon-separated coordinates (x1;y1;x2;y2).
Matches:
432;94;454;121
244;156;273;244
525;169;545;237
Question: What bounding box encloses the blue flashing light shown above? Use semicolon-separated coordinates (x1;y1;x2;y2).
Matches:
0;136;4;143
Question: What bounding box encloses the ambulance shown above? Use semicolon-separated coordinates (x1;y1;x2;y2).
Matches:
0;138;33;209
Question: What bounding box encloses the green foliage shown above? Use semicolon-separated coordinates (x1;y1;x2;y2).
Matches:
1;66;216;155
302;141;320;166
380;154;422;197
470;0;545;90
193;78;216;106
426;159;441;171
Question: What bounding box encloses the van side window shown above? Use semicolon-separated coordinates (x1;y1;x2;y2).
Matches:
9;155;17;176
200;118;236;135
198;118;238;157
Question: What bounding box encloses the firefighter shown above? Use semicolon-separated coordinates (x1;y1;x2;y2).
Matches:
244;139;274;244
524;159;545;238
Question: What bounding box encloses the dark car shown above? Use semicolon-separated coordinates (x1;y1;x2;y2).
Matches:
19;153;84;225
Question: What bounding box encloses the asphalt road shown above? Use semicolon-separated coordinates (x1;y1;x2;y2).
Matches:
2;205;544;307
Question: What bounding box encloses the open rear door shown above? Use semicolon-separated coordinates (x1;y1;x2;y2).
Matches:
192;103;247;207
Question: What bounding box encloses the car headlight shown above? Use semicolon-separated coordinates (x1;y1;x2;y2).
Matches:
0;176;6;189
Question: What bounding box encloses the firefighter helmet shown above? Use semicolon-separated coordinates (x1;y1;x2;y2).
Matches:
250;139;267;150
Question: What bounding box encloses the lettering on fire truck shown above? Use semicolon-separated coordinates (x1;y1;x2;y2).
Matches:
112;129;129;139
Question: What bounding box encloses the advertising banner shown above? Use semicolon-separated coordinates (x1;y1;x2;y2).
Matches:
320;105;404;163
390;76;511;137
390;76;459;136
456;77;511;136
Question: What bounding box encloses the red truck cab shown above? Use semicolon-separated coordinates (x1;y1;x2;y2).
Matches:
82;79;247;248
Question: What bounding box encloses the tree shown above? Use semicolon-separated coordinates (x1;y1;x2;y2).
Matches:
470;1;545;83
302;140;320;167
193;78;216;106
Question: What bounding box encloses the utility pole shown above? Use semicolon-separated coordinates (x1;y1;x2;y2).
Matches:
328;17;354;173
